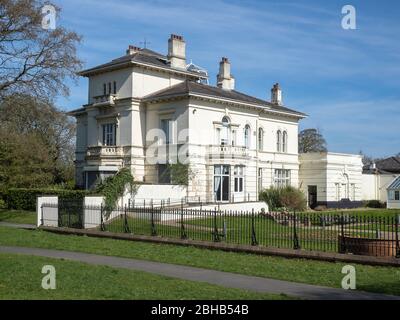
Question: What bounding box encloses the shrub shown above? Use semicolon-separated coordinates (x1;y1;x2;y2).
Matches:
259;186;307;212
364;200;385;209
259;187;283;211
3;188;89;211
280;186;307;212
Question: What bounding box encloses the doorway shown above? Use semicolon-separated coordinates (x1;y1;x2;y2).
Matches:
214;165;230;202
308;185;318;209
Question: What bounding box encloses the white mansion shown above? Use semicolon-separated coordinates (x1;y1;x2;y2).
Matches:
69;34;365;207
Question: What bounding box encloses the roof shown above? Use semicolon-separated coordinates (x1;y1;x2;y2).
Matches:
79;48;206;78
143;80;306;117
388;176;400;190
363;157;400;174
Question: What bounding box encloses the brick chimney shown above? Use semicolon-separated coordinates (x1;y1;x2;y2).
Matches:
168;34;186;69
271;83;282;105
126;45;141;55
217;57;235;90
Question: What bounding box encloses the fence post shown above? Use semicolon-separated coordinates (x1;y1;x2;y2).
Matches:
339;212;345;253
40;204;44;226
151;202;157;236
396;215;400;258
251;208;258;246
213;207;220;242
293;210;300;250
180;208;187;240
124;205;130;233
100;204;105;231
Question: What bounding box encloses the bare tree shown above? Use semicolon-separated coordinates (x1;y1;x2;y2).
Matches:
0;0;82;100
298;128;328;154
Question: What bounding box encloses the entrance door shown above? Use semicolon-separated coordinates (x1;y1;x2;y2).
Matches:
308;185;317;209
214;165;230;202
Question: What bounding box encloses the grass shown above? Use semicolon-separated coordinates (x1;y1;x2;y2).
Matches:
302;208;400;218
0;209;36;225
0;226;399;296
0;253;288;300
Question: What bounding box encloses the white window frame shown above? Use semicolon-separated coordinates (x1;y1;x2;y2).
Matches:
234;166;244;193
102;123;116;146
274;169;290;188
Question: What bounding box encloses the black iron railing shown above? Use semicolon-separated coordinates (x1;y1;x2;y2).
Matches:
40;202;400;258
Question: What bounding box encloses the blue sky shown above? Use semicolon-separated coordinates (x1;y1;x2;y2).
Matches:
54;0;400;158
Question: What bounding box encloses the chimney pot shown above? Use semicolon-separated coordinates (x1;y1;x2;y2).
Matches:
126;45;141;55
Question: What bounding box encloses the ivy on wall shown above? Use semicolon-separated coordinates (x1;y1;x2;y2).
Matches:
161;162;193;185
95;168;137;218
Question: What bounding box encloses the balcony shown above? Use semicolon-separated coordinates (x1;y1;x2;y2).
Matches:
208;145;249;159
92;94;117;107
86;146;123;159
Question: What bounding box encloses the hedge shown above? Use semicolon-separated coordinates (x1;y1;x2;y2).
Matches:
2;188;90;211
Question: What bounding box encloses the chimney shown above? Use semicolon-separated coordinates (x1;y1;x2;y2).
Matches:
168;34;186;69
126;45;141;55
271;83;282;105
217;57;235;90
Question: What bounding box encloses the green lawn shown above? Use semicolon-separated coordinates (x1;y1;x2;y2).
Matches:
0;209;36;225
0;253;288;300
0;226;399;296
302;208;400;218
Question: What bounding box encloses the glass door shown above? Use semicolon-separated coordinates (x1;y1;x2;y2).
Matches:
214;165;230;201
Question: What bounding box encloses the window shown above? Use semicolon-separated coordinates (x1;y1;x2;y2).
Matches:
258;168;263;190
103;83;107;96
234;166;244;193
335;183;340;201
113;81;117;94
102;123;116;146
396;191;400;201
282;131;288;153
276;130;282;152
221;116;230;145
214;165;230;201
274;169;290;188
244;125;250;149
258;128;264;151
161;119;173;144
108;82;112;94
232;130;237;146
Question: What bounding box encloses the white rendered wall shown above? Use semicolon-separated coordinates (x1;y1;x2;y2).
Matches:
37;196;58;227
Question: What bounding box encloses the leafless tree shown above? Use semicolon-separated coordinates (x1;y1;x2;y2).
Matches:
298;128;328;154
0;0;82;100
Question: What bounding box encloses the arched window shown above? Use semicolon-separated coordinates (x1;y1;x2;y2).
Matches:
221;116;230;145
276;130;282;152
244;125;250;149
282;131;288;153
258;128;264;151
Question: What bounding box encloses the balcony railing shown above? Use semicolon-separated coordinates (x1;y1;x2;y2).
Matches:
208;145;249;159
92;94;117;107
86;146;123;158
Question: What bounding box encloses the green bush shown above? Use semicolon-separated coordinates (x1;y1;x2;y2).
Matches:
259;187;283;211
259;186;307;212
3;188;89;211
365;200;385;209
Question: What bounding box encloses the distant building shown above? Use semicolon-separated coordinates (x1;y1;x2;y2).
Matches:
299;152;363;209
387;176;400;209
362;156;400;203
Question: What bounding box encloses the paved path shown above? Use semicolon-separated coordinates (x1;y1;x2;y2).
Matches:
0;222;36;229
0;245;398;300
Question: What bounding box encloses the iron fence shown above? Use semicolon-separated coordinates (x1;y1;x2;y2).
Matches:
41;202;400;258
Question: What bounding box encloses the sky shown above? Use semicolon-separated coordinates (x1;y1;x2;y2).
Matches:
53;0;400;158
